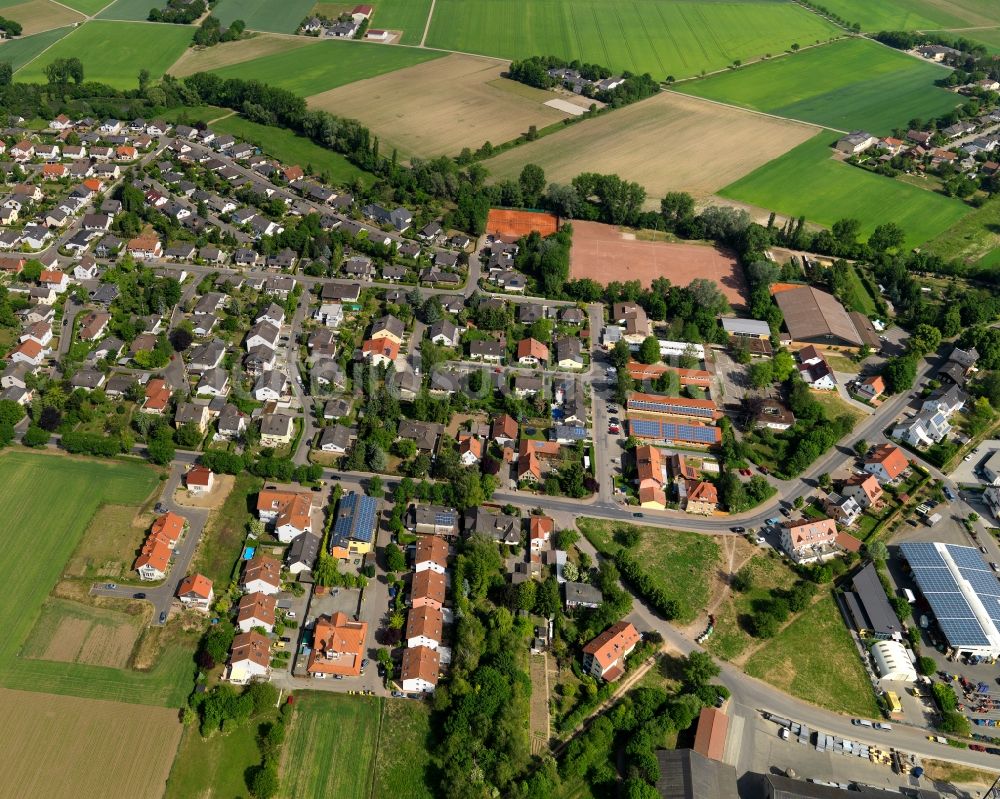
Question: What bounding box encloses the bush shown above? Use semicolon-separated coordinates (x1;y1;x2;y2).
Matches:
932;681;957;712
614;525;641;548
916;656;936;676
22;425;51;448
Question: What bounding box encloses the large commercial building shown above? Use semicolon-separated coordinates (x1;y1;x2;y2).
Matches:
899;542;1000;658
772;285;880;350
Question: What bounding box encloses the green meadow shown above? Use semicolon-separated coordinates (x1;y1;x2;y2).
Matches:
719;132;970;248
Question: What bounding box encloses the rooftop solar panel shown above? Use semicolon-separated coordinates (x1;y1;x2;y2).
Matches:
938;617;990;646
948;545;991;571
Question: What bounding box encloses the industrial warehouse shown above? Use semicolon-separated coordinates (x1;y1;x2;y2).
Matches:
899;542;1000;660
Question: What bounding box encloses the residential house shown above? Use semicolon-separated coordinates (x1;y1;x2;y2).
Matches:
517;338;549;366
175;402;210;434
217;404;247;440
555;337;583;369
469;339;504;363
227;631;270;684
236;592;277;633
781;518;838;562
242;554;282;595
406;606;443;650
411;569;446;611
253;370;287;402
428;320;461;347
408;505;459;540
685;481;718;515
636;444;667;509
893;409;951;448
195;367;230;398
529;515;554;551
317;424;352;454
401;645;440;694
413;535;449;573
842;473;883;510
259;413;294;447
286;533;321;575
185;465;214;495
582;621;641;682
464;506;520;546
856;374;885;402
564;581;604;610
306;612;368;677
835;130;878;154
822;492;862;527
329;491;377;559
177;574;213;611
864;444;909;483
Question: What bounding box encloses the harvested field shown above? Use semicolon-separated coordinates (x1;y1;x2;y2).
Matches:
306;53;573;159
24;598;142;670
485;91;818;201
487;208;559;239
168;33;319;77
570;220;747;305
0;687;181;799
0;0;82;34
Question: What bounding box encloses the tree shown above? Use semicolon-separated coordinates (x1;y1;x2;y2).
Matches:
908;323;942;356
916;655;936;676
732;565;753;592
176;422;203;448
0;61;11;87
680;651;720;688
817;472;832;491
169;327;193;352
0;398;24;427
147;435;175;465
368;475;383;498
748;360;773;389
518;163;546;204
384;542;406;573
868;222;904;253
882;355;917;394
247;763;279;799
853;439;868;457
637;335;661;365
867;541;889;562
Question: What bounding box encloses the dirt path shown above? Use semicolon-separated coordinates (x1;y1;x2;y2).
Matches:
529;653;551;754
418;0;436;47
683;536;755;638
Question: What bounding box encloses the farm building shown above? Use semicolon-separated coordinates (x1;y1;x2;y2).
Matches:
870;640;917;684
655;749;738;799
842;562;903;640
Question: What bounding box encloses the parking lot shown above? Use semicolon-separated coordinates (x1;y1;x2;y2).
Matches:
951;440;1000;487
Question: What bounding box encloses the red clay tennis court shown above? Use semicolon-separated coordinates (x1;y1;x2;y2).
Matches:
570;221;748;306
486;209;560;239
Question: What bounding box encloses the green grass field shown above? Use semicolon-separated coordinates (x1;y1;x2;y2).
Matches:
965;27;1000;53
212;0;316;33
425;0;840;80
372;699;435;799
0;26;71;72
813;0;1000;31
211;115;374;187
0;451;195;706
208;39;442;96
922;195;1000;267
281;692;382;798
190;472;261;587
718;132;970;248
56;0;109;13
17;20;193;89
366;0;432;45
578;518;720;624
745;592;880;718
96;0;158;20
679;38;960;135
839;263;878;315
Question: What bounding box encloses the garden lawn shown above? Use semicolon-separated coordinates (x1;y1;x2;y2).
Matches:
425;0;839;80
0;26;70;71
0;451;196;706
718;132;970;249
281;692;381;799
578;518;719;625
16;20;194;88
839;263;878;316
212;0;316;33
208;38;442;96
372;699;435;799
745;592;880;718
811;0;1000;31
679;38;961;135
211;115;374;187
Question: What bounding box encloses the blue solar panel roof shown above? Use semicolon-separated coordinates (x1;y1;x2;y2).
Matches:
332;492;377;545
900;542;999;649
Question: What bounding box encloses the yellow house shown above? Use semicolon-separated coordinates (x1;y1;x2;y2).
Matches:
685;480;718;516
260;413;294;447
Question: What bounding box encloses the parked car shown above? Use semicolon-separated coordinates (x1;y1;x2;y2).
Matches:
133;592;145;599
158;611;167;623
943;486;956;501
874;722;892;730
730;526;746;533
758;465;769;475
